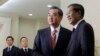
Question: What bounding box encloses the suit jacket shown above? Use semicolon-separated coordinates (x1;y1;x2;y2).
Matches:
32;26;72;56
66;20;94;56
3;45;19;56
18;48;32;56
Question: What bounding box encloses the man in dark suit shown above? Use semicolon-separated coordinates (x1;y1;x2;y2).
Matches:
18;37;32;56
3;36;19;56
32;6;72;56
65;3;94;56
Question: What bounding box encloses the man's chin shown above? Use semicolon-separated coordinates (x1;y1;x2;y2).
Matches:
70;22;75;26
49;23;54;25
69;21;74;25
68;20;72;24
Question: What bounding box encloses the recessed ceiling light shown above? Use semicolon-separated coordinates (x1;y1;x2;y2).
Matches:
47;5;52;8
28;14;33;16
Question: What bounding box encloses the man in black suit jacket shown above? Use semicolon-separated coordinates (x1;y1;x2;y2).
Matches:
32;6;72;56
3;36;19;56
18;37;32;56
65;3;94;56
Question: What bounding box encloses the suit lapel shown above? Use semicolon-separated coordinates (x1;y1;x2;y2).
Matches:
46;27;53;50
10;46;14;52
72;20;85;37
20;48;24;53
67;20;85;53
75;20;85;35
54;26;63;50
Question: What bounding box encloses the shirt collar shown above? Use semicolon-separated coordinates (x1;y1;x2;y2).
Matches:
8;45;13;49
23;47;28;52
50;25;60;33
74;19;84;29
23;47;28;50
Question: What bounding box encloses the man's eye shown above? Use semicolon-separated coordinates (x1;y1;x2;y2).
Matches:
53;14;57;16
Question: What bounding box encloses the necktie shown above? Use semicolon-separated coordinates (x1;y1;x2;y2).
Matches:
72;28;75;32
51;29;57;49
25;49;27;52
8;47;11;52
24;49;28;56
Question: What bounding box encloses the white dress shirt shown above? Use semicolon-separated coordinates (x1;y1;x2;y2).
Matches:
23;47;28;52
50;25;60;43
73;19;84;29
8;45;13;51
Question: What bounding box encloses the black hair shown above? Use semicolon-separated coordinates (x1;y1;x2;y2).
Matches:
68;3;84;18
49;6;63;18
6;36;14;41
20;37;28;42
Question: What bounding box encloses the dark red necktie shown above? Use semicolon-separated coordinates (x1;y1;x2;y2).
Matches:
51;29;57;49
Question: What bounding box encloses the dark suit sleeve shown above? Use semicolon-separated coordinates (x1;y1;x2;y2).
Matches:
3;49;5;56
29;49;33;56
32;30;44;56
15;47;20;56
17;49;20;56
81;24;94;56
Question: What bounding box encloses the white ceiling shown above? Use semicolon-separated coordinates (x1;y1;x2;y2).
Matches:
0;0;8;5
0;0;60;19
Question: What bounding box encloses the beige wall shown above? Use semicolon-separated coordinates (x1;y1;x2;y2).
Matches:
19;18;37;48
18;18;48;48
61;0;100;56
11;18;48;48
0;14;48;54
10;16;19;46
0;13;19;46
0;17;11;56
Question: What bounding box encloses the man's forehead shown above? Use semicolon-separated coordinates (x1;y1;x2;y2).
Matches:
68;6;74;10
49;9;58;11
7;38;12;40
48;9;58;14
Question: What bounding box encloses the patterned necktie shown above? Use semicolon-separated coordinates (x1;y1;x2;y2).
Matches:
51;29;57;49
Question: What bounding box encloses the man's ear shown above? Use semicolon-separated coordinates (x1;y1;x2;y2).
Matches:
77;11;81;17
59;16;63;20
